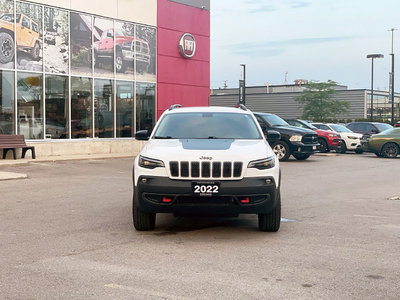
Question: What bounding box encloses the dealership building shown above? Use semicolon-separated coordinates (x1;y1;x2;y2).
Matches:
211;83;400;121
0;0;210;157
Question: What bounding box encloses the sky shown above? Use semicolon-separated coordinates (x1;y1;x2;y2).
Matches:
210;0;400;91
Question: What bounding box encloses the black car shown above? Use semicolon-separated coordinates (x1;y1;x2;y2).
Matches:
254;112;319;161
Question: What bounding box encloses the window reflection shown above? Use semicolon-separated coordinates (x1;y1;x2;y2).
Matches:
17;72;43;139
136;82;155;132
71;77;92;138
45;75;68;139
0;70;14;134
116;81;134;137
94;79;113;138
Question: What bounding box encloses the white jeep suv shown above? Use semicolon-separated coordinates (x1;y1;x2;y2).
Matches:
132;105;282;232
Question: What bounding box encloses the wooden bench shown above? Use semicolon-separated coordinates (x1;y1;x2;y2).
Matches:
0;135;36;160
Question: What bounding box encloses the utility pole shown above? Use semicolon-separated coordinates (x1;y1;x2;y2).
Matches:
388;28;397;125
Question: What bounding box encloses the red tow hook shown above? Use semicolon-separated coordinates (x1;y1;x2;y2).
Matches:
240;197;250;204
162;197;172;203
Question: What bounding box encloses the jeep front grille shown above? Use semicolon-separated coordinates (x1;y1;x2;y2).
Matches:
169;161;243;179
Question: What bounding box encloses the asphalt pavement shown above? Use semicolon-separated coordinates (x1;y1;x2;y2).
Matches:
0;153;399;299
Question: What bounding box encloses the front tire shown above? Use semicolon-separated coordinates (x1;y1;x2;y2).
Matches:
132;190;156;231
292;153;310;160
318;138;329;153
258;190;281;232
381;143;399;158
339;141;347;154
272;141;291;161
30;42;40;60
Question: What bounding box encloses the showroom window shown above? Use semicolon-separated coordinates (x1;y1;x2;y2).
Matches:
71;77;92;138
0;70;14;134
0;1;156;140
17;72;43;139
94;79;113;138
116;81;134;137
136;82;155;132
45;75;68;139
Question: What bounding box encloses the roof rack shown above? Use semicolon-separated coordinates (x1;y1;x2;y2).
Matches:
234;104;247;111
168;104;182;111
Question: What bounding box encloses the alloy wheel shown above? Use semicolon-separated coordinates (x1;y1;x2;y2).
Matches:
273;144;286;159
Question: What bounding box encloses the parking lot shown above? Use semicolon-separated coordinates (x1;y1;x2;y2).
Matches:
1;153;399;299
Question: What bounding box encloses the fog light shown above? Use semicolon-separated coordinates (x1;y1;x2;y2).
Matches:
141;178;148;183
265;179;272;184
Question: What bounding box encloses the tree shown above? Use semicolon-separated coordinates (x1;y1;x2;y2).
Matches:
294;80;350;120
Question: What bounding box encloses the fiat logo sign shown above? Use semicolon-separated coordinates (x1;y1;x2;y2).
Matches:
179;33;196;59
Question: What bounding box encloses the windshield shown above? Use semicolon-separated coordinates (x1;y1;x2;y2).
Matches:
330;124;352;133
0;14;14;22
259;114;289;126
375;123;393;132
300;120;317;130
153;112;263;139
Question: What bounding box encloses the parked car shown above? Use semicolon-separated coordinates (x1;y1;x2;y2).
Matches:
312;122;363;154
394;122;400;128
364;128;400;158
285;119;340;153
132;105;282;232
346;122;393;136
0;13;41;63
254;113;319;161
94;28;150;73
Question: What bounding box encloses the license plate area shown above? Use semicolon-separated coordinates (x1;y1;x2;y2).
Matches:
313;145;317;150
192;181;220;197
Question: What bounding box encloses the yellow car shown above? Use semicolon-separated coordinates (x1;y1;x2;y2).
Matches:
0;13;41;63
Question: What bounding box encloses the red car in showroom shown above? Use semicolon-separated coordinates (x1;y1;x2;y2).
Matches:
285;119;340;153
94;28;150;73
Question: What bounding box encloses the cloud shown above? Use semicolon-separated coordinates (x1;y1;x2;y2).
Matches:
290;1;310;9
227;36;358;57
248;5;277;13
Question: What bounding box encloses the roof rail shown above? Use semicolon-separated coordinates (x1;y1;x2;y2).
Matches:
168;104;182;111
234;104;247;111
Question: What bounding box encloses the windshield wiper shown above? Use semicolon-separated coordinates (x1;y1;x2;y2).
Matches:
207;136;218;139
153;136;173;139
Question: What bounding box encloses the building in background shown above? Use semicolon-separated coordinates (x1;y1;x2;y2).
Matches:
0;0;210;156
210;83;400;121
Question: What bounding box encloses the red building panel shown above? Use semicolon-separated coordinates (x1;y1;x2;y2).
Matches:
157;0;210;119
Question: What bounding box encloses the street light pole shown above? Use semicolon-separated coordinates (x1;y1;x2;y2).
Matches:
367;54;384;121
239;64;246;105
388;28;397;125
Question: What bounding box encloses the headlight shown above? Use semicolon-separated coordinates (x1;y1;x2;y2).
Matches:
348;136;359;140
328;133;340;138
248;157;275;170
289;135;302;142
138;155;165;169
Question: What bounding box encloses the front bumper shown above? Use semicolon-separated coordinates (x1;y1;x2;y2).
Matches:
290;142;319;154
134;176;279;215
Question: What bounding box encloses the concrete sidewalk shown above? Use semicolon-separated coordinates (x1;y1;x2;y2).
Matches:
0;153;135;180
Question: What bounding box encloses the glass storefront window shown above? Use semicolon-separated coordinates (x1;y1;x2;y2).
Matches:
17;72;43;139
94;79;113;138
0;0;15;69
44;7;69;74
71;77;92;138
45;75;68;139
0;70;14;134
115;21;134;80
94;17;114;77
16;1;43;72
136;25;156;82
116;81;134;137
70;13;92;75
136;82;155;132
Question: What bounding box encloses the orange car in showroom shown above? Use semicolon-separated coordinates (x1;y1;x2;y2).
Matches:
0;13;41;63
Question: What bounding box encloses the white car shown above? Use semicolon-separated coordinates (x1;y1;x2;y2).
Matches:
132;105;282;232
312;123;363;153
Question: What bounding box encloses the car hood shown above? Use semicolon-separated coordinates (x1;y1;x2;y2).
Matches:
339;132;363;138
272;125;315;135
140;139;274;163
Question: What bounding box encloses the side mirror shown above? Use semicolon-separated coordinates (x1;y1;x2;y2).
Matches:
266;130;281;143
371;129;379;134
135;130;149;141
